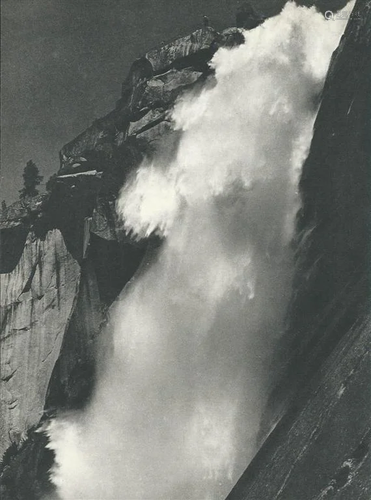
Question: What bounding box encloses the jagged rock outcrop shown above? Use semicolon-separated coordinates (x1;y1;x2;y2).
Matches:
144;27;218;73
236;3;266;30
227;1;371;498
58;26;243;176
0;196;47;274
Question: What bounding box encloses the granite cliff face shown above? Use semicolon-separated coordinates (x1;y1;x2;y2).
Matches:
228;1;371;498
0;230;80;456
1;3;370;499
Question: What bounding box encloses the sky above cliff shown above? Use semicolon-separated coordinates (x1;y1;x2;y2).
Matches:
1;0;348;204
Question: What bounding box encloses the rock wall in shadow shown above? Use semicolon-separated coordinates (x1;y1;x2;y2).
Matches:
228;1;371;499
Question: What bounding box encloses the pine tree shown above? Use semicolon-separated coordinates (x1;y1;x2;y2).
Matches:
19;160;43;199
1;200;6;212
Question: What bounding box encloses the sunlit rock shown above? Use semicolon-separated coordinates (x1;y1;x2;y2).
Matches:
145;27;217;73
0;230;80;457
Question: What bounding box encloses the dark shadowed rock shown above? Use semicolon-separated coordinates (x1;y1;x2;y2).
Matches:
136;120;172;146
218;28;246;48
44;258;102;412
236;3;266;30
227;1;371;498
0;425;56;500
0;226;30;274
227;319;371;500
281;0;371;398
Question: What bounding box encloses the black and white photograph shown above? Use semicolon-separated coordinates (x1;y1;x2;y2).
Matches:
1;1;370;499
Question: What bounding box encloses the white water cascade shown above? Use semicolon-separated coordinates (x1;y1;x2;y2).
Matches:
47;4;349;500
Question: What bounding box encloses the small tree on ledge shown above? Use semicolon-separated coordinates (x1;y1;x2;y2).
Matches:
19;160;43;199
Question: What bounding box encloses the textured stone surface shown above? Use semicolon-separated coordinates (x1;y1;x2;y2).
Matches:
0;196;46;231
59;109;120;174
127;108;169;137
227;1;371;498
227;319;371;500
90;199;118;241
59;27;218;174
138;68;203;110
145;27;217;73
44;258;102;412
0;230;80;456
136;120;173;146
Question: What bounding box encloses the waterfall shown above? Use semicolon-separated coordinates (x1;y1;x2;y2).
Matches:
47;4;348;499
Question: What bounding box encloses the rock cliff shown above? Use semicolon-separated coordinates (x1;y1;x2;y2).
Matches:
0;230;80;457
228;1;371;498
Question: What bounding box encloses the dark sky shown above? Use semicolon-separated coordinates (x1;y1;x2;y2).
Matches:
1;0;346;203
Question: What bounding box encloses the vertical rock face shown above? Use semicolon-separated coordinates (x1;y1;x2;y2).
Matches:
227;1;371;499
289;0;371;367
0;230;81;457
228;319;371;500
44;258;102;413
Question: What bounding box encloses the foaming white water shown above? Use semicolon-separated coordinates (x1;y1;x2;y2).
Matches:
47;5;348;500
